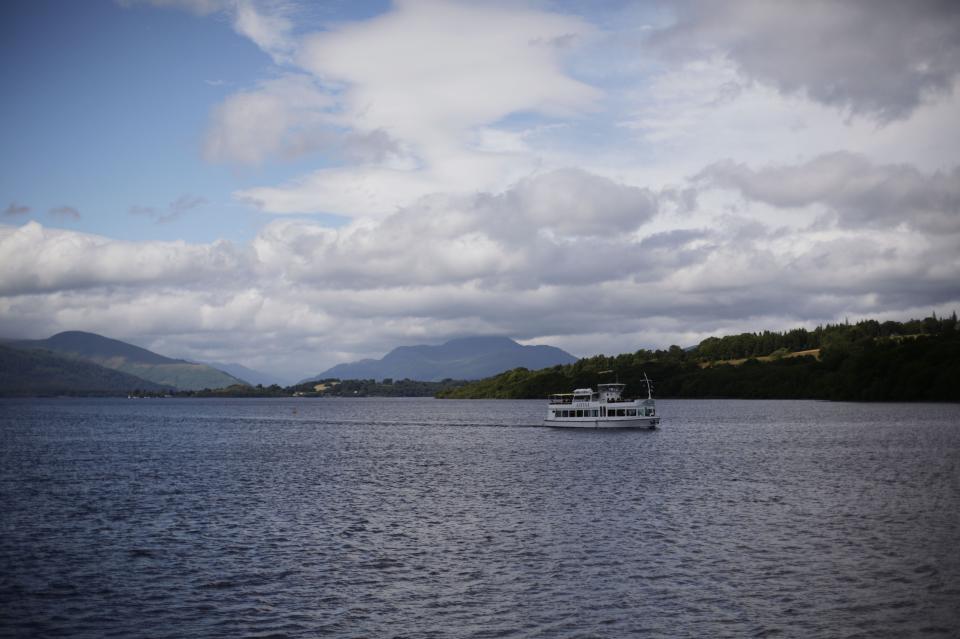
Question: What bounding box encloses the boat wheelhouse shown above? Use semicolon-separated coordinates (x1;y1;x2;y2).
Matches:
544;374;660;429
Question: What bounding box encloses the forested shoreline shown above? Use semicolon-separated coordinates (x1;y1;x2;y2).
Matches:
438;315;960;402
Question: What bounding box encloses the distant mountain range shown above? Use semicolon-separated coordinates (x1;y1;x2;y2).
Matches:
199;361;289;387
6;331;244;393
305;336;578;383
0;331;577;396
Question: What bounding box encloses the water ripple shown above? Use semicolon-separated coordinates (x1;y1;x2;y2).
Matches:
1;398;959;638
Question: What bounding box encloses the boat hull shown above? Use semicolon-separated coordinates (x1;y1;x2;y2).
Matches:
544;417;659;430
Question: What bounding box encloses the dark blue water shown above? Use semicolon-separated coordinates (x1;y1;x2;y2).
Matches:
1;398;959;638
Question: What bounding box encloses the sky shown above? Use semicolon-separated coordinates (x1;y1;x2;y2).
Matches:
1;0;959;382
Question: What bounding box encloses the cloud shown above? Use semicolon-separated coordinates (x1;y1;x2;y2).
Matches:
48;206;81;220
118;0;296;63
237;164;441;217
250;169;666;289
698;152;960;234
296;0;598;139
492;168;660;238
213;0;600;217
170;194;207;218
232;0;295;64
648;0;960;121
129;195;208;224
0;221;247;296
4;202;30;217
203;74;406;168
3;156;960;378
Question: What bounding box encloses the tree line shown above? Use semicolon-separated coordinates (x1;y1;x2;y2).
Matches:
696;313;958;361
438;314;960;402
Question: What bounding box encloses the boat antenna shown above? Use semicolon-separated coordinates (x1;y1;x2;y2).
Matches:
597;369;618;383
642;371;653;400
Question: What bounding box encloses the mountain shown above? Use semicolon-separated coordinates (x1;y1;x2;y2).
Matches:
0;345;172;396
12;331;245;391
306;336;578;382
199;361;290;387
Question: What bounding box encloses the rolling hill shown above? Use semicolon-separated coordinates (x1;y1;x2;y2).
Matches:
11;331;244;391
0;345;172;396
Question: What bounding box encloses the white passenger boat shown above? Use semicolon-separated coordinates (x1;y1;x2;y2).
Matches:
544;374;660;429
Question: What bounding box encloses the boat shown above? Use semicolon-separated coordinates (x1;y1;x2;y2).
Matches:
544;373;660;429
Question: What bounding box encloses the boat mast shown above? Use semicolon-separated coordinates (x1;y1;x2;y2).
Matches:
642;371;653;399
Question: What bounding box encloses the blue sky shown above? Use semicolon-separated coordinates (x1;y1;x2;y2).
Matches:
1;0;958;380
1;0;370;242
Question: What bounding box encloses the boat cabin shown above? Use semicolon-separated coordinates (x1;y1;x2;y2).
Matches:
597;383;626;402
549;384;630;405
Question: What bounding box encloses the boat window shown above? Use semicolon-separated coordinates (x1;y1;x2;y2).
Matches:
627;409;636;416
592;410;599;417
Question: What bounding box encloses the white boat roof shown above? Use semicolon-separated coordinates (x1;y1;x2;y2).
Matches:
573;388;593;394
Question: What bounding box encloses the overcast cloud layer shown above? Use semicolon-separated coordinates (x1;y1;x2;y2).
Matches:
2;0;959;380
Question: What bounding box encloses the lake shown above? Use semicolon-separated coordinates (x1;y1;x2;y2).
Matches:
1;398;959;638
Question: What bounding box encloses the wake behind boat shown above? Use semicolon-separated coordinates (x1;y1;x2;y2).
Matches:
544;373;660;429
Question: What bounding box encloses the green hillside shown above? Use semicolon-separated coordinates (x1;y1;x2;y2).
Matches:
106;361;242;391
12;331;245;391
438;315;960;402
0;345;171;396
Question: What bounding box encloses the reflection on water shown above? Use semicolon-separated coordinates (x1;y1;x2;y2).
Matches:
1;398;959;637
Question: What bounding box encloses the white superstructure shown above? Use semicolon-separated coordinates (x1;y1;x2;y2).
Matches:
544;374;660;429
